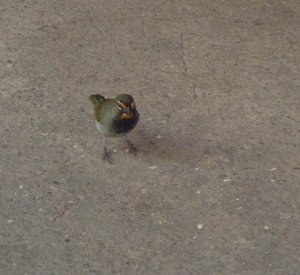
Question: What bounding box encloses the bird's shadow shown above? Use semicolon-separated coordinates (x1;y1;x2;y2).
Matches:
127;127;217;165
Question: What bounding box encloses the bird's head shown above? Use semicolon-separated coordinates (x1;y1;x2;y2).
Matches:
115;94;138;119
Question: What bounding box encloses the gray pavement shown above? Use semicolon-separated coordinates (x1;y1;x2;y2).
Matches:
1;0;300;274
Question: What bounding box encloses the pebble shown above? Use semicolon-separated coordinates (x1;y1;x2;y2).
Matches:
7;219;13;223
223;178;231;183
270;168;277;171
197;224;204;230
149;166;157;170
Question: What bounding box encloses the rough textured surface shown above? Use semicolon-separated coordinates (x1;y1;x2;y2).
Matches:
1;0;300;274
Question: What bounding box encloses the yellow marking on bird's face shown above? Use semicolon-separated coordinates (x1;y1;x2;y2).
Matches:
120;113;134;119
117;100;127;110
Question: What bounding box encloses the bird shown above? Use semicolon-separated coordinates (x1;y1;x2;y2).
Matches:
89;93;139;163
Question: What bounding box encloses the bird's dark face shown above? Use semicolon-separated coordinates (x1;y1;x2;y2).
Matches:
115;94;138;119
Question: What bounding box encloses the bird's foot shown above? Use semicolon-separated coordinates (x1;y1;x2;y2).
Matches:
128;144;138;156
125;137;138;156
102;149;113;164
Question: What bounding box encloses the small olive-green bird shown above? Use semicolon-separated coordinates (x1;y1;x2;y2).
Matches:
89;94;139;163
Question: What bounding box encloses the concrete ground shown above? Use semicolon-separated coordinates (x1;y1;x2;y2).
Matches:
1;0;300;274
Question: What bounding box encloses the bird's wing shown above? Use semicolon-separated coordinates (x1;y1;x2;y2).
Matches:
89;94;105;107
95;100;115;122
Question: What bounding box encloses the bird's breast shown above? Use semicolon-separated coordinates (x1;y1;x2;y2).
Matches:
113;115;139;135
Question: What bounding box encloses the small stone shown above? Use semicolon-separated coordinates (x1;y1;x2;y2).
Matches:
223;178;231;182
19;185;23;189
113;149;117;152
68;200;74;204
196;190;201;194
270;168;277;171
156;135;162;139
197;224;204;230
149;166;157;169
264;226;269;230
195;167;200;171
7;219;13;223
253;19;263;26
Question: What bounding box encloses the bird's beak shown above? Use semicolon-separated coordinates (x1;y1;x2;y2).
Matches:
124;107;131;115
120;107;134;119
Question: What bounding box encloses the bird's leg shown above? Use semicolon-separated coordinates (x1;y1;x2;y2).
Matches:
102;136;113;164
125;135;138;155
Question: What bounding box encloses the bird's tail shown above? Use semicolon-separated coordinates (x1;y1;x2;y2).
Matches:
89;94;105;106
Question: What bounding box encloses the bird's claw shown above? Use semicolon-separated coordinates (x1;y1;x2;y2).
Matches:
128;145;138;156
102;150;113;164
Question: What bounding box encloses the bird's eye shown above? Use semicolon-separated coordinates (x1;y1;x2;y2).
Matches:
117;100;126;110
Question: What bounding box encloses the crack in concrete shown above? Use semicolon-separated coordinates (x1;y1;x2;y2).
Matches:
152;0;168;13
180;34;188;78
180;33;198;100
50;199;79;226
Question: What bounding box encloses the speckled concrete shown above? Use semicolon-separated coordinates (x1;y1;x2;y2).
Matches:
1;0;300;274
